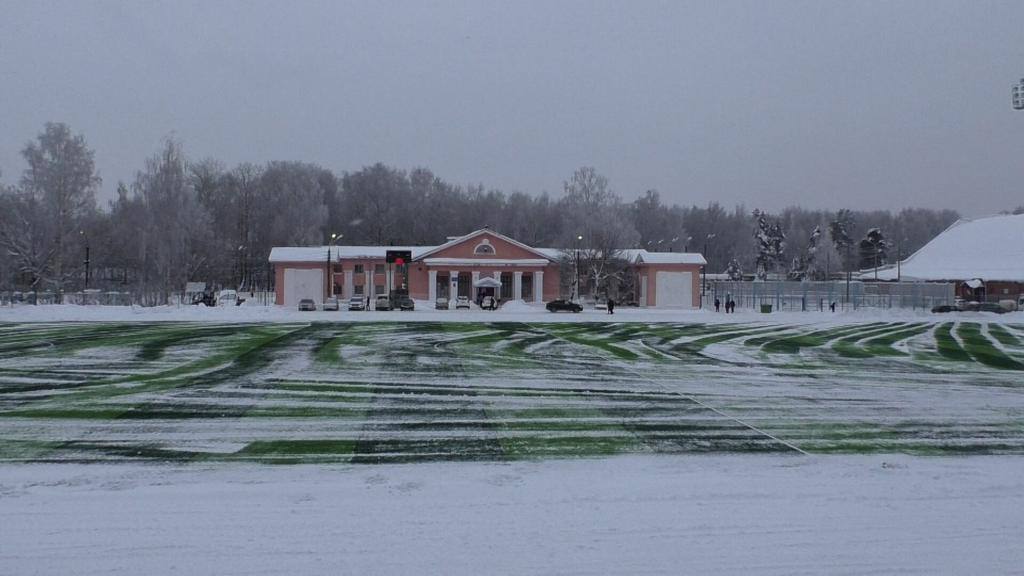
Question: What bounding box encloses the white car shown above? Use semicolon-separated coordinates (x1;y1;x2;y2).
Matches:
216;290;237;306
323;296;340;311
375;295;392;311
455;296;471;309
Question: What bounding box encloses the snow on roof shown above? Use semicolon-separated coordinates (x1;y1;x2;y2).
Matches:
536;247;704;265
416;228;556;261
872;213;1024;282
635;251;706;265
271;241;705;266
269;246;430;262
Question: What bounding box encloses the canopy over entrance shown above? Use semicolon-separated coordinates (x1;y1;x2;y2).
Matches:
473;276;502;288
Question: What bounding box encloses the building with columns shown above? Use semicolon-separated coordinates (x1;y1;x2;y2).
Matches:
268;228;705;308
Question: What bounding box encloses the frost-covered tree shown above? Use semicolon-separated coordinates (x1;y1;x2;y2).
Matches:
134;139;212;302
724;258;743;281
561;167;639;299
14;123;100;296
829;209;855;272
753;209;786;281
789;225;822;280
858;228;889;270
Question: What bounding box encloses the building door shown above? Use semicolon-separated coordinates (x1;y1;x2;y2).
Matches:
655;271;693;308
284;268;324;307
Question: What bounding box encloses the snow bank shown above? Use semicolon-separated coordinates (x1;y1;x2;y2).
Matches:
1;303;1020;325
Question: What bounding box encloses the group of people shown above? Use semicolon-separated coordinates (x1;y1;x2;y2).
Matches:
713;297;737;313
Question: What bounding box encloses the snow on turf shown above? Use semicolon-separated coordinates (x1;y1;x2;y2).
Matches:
1;455;1023;575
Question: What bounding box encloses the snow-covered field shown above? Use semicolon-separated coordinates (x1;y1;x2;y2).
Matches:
3;455;1023;575
3;315;1024;573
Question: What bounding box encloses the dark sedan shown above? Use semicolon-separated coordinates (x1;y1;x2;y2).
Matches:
546;299;582;313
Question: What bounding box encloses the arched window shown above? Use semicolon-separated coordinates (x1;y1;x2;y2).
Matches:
474;239;496;255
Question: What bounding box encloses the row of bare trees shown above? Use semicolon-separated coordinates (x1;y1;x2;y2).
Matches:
0;123;965;302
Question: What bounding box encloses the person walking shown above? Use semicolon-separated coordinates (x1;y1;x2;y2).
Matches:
714;297;721;312
607;298;615;315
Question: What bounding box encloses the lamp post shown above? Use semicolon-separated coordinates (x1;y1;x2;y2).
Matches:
80;230;90;290
327;232;342;299
702;233;716;297
574;234;583;302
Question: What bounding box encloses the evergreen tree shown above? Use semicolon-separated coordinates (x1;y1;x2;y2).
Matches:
753;209;786;280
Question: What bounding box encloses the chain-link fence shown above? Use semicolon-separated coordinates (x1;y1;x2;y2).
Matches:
705;280;956;312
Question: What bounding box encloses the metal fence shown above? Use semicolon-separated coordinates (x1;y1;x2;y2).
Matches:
1;290;276;307
705;280;956;312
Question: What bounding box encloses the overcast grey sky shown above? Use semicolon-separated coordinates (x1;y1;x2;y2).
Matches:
1;0;1021;214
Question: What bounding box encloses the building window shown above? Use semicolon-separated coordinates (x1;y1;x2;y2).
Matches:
354;285;364;295
354;264;364;274
374;264;385;274
474;239;496;255
375;284;385;295
332;264;343;273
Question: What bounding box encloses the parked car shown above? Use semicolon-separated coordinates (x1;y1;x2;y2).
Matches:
455;295;471;309
435;296;449;310
323;296;340;311
480;295;497;310
348;296;366;311
375;294;391;311
298;298;317;311
978;302;1008;314
546;299;582;313
931;304;956;313
397;296;415;311
216;289;237;306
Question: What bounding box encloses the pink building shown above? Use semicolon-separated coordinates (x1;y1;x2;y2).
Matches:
268;228;705;308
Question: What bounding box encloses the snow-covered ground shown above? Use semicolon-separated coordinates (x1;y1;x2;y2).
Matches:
2;455;1023;575
3;302;1020;325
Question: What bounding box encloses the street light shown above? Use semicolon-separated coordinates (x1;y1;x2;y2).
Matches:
80;230;90;290
327;232;343;298
702;233;716;297
577;231;585;301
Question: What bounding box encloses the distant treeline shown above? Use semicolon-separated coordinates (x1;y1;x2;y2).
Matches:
1;123;985;301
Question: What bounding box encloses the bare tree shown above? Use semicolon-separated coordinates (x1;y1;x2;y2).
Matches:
18;123;100;295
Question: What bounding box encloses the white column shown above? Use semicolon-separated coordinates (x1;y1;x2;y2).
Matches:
513;271;523;301
534;270;544;302
472;271;480;286
640;274;648;307
365;270;373;298
450;270;459;299
343;269;354;299
428;270;437;302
